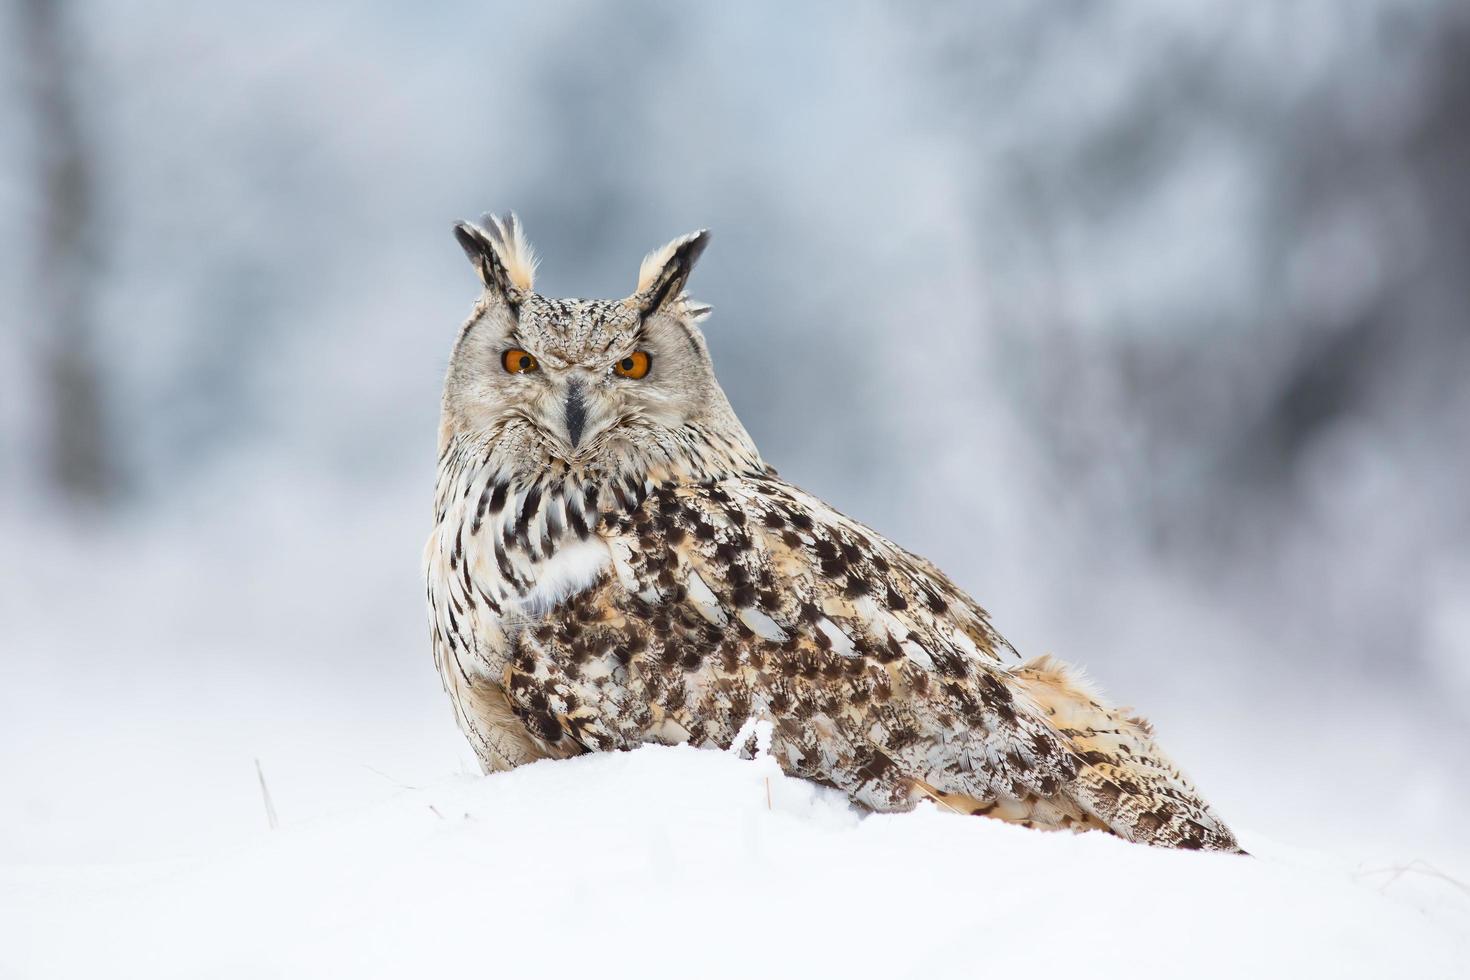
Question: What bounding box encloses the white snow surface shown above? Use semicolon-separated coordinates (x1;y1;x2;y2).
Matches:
4;746;1465;980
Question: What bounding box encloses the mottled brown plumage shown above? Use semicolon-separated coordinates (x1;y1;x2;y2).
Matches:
425;213;1240;852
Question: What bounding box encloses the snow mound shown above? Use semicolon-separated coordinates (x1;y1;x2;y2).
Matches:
4;746;1466;979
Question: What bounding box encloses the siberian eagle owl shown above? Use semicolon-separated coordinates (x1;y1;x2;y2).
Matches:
425;213;1240;852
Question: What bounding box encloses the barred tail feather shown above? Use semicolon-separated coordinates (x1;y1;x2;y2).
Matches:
1013;655;1244;853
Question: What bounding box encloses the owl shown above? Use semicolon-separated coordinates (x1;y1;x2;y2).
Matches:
425;213;1240;852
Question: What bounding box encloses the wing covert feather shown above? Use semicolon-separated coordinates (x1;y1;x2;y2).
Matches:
500;475;1238;850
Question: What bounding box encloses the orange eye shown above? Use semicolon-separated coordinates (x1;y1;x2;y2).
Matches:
502;349;538;374
613;350;651;379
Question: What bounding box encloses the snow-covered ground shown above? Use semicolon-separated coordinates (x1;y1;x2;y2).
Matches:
5;4;1470;976
2;746;1466;979
4;505;1469;978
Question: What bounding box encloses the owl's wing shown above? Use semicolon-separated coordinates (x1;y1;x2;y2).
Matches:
504;474;1239;851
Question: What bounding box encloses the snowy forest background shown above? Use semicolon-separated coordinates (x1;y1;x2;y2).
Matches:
3;0;1468;874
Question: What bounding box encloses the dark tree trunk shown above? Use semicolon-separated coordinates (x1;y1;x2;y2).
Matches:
20;0;113;506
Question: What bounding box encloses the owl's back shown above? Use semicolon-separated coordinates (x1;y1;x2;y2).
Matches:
460;472;1239;852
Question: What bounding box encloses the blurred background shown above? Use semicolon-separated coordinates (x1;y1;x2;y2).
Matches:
3;1;1467;869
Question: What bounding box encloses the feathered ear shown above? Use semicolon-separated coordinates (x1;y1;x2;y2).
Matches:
453;212;538;306
631;230;710;318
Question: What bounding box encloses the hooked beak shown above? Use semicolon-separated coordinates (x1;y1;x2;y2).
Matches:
564;380;588;450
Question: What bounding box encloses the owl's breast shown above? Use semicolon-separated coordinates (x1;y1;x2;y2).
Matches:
427;454;640;680
507;537;612;618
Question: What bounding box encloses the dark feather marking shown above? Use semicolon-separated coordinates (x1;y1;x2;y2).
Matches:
624;474;646;509
488;481;509;514
567;501;589;540
472;481;495;535
516;485;543;543
460;557;475;594
495;542;516;584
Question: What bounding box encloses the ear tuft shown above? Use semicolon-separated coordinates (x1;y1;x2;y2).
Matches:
479;212;539;293
632;229;710;317
452;211;538;303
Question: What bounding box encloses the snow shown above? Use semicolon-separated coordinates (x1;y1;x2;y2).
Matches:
4;4;1470;975
4;746;1465;979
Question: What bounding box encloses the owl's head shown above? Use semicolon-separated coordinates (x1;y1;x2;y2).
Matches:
440;213;762;485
